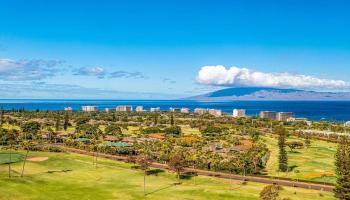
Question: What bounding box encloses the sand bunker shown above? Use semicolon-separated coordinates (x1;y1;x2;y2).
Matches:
26;157;49;162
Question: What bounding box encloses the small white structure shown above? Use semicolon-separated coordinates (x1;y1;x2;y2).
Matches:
82;106;97;112
288;118;312;126
180;108;190;113
150;107;160;112
116;105;133;112
136;106;144;112
233;109;246;118
64;107;73;111
194;108;207;115
169;107;181;112
345;121;350;126
208;109;222;117
105;108;113;112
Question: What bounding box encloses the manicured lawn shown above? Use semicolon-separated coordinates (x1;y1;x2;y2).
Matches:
0;150;335;200
263;135;337;184
0;153;23;164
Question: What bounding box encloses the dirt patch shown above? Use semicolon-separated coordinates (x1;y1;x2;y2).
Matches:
26;157;49;162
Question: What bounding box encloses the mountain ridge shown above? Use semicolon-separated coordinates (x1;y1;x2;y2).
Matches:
185;87;350;101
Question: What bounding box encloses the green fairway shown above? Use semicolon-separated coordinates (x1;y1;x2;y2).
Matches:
264;135;337;184
0;152;24;164
0;150;335;200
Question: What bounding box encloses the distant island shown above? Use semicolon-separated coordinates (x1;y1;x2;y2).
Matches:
185;87;350;101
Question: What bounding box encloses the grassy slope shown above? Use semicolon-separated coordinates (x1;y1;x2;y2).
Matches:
0;151;335;200
263;135;337;183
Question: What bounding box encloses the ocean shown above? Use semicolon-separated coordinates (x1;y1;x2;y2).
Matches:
0;99;350;121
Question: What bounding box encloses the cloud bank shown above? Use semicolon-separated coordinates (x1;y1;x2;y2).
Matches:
197;65;350;90
73;67;146;79
109;71;146;79
0;58;64;81
0;82;179;99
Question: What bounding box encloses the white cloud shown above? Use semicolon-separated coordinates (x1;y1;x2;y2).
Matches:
73;67;106;78
197;65;350;90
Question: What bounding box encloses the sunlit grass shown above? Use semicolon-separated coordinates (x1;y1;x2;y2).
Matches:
0;150;335;200
263;135;337;184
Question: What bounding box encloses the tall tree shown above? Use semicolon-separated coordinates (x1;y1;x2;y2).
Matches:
137;155;152;196
334;137;350;200
304;135;311;148
153;113;158;125
169;149;188;182
55;115;60;132
170;113;174;126
21;121;41;140
276;126;288;172
0;108;4;127
63;112;69;131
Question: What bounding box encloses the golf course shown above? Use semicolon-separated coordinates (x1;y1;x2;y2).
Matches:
0;150;336;200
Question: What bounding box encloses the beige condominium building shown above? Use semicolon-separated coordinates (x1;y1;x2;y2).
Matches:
208;109;222;117
259;111;277;120
194;108;207;115
116;105;133;112
277;112;294;121
180;108;190;113
82;106;98;112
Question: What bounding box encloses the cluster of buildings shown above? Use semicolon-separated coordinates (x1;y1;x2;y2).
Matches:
232;109;295;122
81;105;161;113
77;106;296;121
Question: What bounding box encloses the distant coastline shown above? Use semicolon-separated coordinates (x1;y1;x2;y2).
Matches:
1;99;350;121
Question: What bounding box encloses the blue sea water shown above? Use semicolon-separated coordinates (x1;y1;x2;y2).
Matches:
0;99;350;121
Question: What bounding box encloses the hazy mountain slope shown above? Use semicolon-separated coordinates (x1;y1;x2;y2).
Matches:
186;87;350;101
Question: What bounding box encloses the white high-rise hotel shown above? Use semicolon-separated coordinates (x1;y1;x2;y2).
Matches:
233;109;246;118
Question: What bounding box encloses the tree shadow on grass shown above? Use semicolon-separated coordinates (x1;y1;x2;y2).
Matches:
289;165;298;171
47;169;72;174
146;169;165;176
180;172;198;180
289;151;301;154
145;183;177;196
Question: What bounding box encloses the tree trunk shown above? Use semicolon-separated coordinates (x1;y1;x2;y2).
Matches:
21;150;29;177
95;151;98;168
143;170;146;196
92;151;95;165
193;165;196;185
8;144;12;178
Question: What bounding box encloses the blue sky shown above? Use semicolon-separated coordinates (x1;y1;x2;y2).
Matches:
1;0;350;99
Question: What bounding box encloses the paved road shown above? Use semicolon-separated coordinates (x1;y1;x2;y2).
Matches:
60;146;334;192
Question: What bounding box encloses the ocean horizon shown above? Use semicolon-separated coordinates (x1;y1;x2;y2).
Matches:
1;99;350;122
